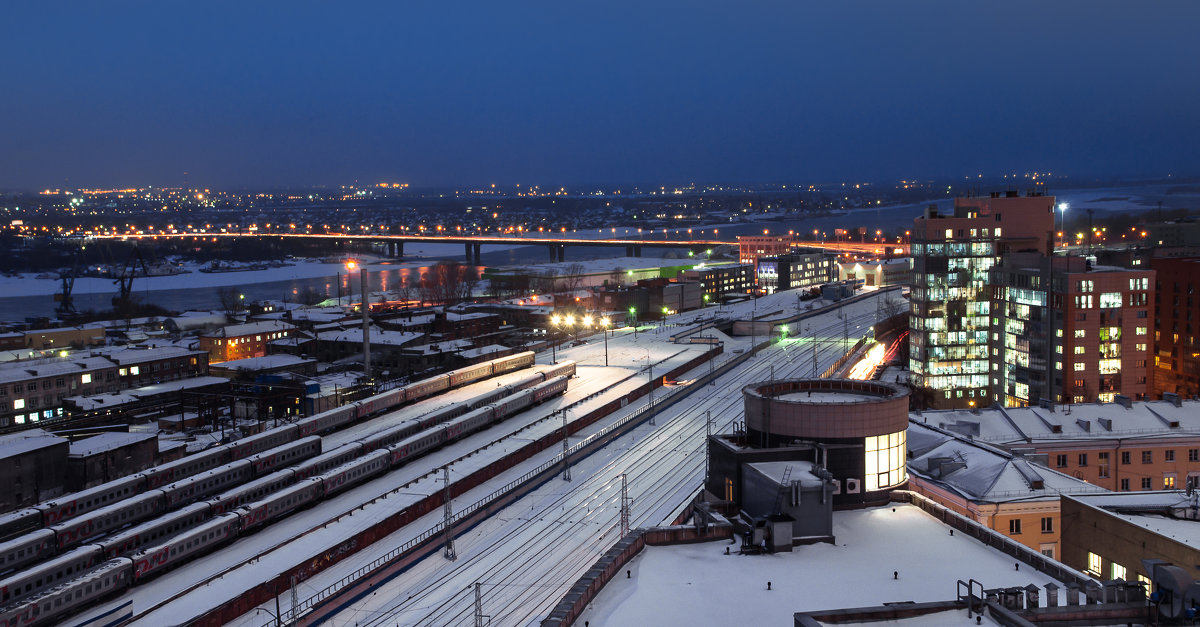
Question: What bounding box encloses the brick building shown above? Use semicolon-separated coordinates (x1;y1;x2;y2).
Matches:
0;325;106;351
0;429;68;510
1150;257;1200;399
200;320;297;363
0;356;119;427
926;397;1200;493
989;254;1154;406
737;235;793;269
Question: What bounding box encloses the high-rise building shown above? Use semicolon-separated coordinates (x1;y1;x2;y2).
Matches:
909;192;1055;409
1150;257;1200;398
990;253;1154;407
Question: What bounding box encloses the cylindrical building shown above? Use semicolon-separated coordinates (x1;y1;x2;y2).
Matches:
742;378;909;507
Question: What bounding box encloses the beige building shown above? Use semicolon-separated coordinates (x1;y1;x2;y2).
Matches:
907;420;1107;560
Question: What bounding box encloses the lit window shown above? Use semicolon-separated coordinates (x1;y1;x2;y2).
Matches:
864;430;907;491
1087;552;1103;576
81;373;91;384
13;398;24;410
1112;563;1127;581
1136;327;1148;336
130;366;140;375
119;368;127;376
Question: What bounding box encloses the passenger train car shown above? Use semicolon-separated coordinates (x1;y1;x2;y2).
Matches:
0;352;541;547
0;362;572;624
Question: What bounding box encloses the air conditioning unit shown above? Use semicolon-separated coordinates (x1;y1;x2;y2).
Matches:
846;478;862;494
831;479;842;495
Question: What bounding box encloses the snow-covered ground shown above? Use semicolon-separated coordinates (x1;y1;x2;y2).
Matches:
579;504;1060;627
0;257;414;298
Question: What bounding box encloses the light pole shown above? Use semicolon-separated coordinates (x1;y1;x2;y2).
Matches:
549;314;560;363
629;306;637;337
1058;202;1069;250
646;350;655;426
598;315;610;366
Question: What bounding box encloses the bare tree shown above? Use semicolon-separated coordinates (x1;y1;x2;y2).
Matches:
561;262;586;294
609;266;625;287
218;286;243;316
535;269;560;295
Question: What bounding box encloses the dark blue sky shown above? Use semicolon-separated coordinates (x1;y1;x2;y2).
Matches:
2;2;1198;189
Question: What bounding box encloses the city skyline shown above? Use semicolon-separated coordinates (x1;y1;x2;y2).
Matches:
2;2;1199;189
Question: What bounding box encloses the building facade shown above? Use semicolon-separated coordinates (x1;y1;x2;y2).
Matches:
989;254;1154;407
200;320;297;363
928;398;1200;493
910;192;1055;409
756;250;839;295
679;263;754;301
1150;257;1200;399
906;421;1107;560
737;235;793;269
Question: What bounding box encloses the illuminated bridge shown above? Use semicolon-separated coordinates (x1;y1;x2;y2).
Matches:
89;232;906;263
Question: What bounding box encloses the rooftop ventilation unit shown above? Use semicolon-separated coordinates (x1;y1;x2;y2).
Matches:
1143;559;1200;620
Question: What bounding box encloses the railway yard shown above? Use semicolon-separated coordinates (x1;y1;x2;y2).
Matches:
0;288;901;627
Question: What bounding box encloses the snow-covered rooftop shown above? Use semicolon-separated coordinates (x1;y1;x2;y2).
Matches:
316;326;421;347
98;345;203;365
1069;491;1200;547
0;354;115;384
907;421;1107;503
922;399;1200;444
0;429;64;458
202;320;296;338
580;504;1063;627
458;345;509;359
403;339;474;355
68;431;156;457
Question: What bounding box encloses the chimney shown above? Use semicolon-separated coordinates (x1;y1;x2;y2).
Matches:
1075;418;1091;433
1113;394;1132;409
1164;392;1183;408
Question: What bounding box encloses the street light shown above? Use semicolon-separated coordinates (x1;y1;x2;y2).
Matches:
629;306;637;337
1057;202;1068;249
549;314;561;363
599;316;610;366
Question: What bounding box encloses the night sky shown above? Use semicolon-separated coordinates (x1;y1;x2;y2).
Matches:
2;2;1198;189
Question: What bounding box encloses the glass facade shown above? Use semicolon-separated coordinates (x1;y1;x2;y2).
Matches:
909;233;995;401
864;430;907;491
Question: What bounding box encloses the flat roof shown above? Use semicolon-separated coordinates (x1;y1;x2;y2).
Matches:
0;429;65;458
579;504;1062;626
1068;491;1200;546
69;431;156;457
